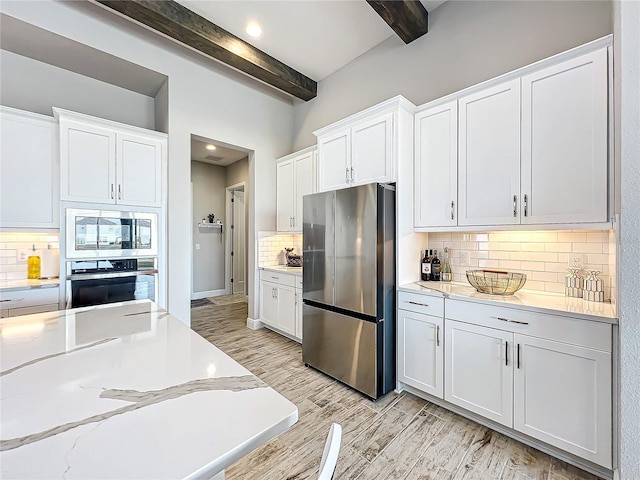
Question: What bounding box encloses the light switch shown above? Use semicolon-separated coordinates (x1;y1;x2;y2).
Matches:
460;251;470;267
195;244;200;250
17;250;29;262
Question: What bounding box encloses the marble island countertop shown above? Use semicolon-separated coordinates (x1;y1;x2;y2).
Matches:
400;281;617;324
0;300;298;479
0;278;60;292
261;265;303;276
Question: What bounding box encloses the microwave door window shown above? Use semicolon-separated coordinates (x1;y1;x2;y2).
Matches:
75;217;98;250
98;218;134;250
136;220;152;249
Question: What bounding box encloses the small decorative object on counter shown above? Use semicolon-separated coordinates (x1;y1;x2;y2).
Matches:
207;213;215;223
284;247;302;267
421;248;431;281
565;257;584;298
441;247;452;282
202;218;207;224
583;270;605;302
431;250;441;281
466;269;527;295
27;244;41;279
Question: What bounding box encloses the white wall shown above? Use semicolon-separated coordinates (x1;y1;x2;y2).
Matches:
191;161;227;295
292;0;612;149
0;0;294;324
616;0;640;477
0;50;155;129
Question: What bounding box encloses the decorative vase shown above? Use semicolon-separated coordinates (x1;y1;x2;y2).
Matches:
583;270;605;302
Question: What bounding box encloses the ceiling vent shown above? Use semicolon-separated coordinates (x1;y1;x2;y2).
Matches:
205;155;222;162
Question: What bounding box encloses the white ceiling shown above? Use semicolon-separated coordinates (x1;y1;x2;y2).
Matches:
176;0;446;81
191;136;249;167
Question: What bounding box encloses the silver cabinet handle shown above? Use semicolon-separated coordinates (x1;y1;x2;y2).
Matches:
451;201;455;220
408;301;429;307
292;216;296;228
271;276;279;280
346;167;349;183
492;316;529;325
517;343;521;369
274;288;278;299
505;341;509;366
513;195;517;217
111;184;115;199
350;167;354;182
118;184;122;200
436;325;440;346
524;194;528;217
0;298;23;302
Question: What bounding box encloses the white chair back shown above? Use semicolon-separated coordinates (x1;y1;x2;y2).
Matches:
318;423;342;480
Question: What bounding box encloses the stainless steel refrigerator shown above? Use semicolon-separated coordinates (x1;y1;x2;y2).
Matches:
302;183;395;399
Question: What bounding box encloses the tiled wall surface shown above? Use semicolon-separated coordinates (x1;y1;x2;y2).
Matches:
0;232;60;281
258;232;302;267
427;230;615;300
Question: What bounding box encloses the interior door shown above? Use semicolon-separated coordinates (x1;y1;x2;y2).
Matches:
232;189;246;294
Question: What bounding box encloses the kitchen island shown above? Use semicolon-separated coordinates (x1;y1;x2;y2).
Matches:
0;300;298;479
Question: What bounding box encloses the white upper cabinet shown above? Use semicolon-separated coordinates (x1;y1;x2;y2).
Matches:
315;96;414;193
0;107;59;229
521;49;608;224
414;101;458;228
57;109;165;208
276;147;316;232
458;79;521;227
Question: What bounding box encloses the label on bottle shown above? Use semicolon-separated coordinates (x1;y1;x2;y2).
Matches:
422;262;431;275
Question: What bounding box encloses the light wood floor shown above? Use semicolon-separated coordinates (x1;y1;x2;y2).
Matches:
191;302;602;480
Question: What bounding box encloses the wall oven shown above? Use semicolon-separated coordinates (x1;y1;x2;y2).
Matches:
65;258;157;309
65;209;157;259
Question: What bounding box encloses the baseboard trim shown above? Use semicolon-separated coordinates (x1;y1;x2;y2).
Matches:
192;289;227;300
246;317;264;330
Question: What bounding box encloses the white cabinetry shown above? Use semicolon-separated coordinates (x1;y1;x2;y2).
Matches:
56;109;164;208
521;49;608;224
397;291;444;398
0;287;59;318
315;97;413;192
0;107;59;229
276;147;316;232
414;101;458;228
259;270;301;339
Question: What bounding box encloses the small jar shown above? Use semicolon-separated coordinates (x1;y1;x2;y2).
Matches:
583;270;605;302
564;267;584;298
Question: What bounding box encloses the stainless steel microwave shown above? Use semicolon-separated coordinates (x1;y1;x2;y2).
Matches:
65;209;158;259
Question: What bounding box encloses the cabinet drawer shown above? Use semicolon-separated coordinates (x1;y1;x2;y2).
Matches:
446;299;611;352
259;270;297;288
0;287;59;311
5;303;59;318
397;291;444;317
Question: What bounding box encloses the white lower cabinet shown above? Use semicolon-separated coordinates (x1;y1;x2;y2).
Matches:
445;320;513;427
397;308;443;398
0;287;60;318
259;270;302;341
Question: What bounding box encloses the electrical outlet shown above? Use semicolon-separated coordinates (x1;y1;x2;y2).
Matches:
17;250;29;262
460;250;470;267
195;244;201;250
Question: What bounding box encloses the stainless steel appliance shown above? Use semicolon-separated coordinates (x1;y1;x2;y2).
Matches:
65;209;157;259
302;183;395;399
65;258;157;308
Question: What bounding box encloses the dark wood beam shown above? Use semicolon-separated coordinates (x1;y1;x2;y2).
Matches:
93;0;317;101
367;0;429;44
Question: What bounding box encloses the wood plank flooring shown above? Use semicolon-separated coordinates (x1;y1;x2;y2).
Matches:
191;302;602;480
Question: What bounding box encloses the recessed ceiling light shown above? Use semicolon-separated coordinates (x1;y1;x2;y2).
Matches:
246;21;262;38
206;144;216;151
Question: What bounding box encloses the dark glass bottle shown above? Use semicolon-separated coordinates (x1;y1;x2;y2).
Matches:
431;250;441;281
421;249;431;281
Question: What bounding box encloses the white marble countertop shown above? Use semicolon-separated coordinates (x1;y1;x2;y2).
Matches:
0;278;60;293
399;281;617;324
261;265;303;276
0;300;298;479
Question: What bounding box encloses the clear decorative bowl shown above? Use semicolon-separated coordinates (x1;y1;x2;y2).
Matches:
466;270;527;295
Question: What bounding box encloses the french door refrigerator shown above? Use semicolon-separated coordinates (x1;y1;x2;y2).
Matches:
302;183;395;399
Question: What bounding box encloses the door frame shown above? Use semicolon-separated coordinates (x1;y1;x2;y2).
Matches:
225;181;246;296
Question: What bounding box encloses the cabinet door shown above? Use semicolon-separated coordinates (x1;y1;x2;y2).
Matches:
60;119;116;204
116;132;163;207
277;285;296;336
458;79;521;226
293;151;315;231
521;49;608;225
276;159;295;232
397;309;444;398
317;129;350;192
445;319;513;427
351;112;394;185
0;109;59;229
513;334;611;468
259;281;278;327
295;289;303;341
414;102;458;228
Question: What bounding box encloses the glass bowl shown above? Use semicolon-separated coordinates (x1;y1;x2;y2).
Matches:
466;270;527;295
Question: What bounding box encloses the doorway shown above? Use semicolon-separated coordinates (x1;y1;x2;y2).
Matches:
226;183;246;295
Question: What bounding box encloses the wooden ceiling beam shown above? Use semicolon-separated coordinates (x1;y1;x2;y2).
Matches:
94;0;317;101
366;0;429;44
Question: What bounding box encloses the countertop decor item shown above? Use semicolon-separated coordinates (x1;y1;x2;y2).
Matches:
466;269;527;295
583;270;605;302
207;213;215;223
27;244;40;280
284;247;302;267
565;257;585;298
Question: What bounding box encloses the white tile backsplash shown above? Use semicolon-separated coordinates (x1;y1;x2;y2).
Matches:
428;230;615;300
0;232;60;280
257;232;302;267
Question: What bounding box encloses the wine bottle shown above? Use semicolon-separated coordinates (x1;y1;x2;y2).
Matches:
421;249;431;281
431;250;441;281
441;247;452;282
